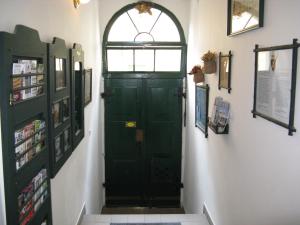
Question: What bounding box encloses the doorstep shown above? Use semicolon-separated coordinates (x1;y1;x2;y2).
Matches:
81;214;210;225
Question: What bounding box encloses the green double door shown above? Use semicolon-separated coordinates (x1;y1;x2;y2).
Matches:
104;78;183;206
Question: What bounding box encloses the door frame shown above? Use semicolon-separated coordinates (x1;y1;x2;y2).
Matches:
101;1;187;207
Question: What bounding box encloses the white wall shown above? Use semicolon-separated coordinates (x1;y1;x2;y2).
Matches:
0;0;103;225
184;1;300;225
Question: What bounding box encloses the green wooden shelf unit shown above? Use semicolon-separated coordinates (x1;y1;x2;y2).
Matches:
70;44;85;150
47;38;73;178
0;25;52;225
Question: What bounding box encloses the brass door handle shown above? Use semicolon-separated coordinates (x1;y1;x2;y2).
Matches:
136;129;144;143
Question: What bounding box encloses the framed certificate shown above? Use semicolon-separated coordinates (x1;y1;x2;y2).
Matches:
195;84;209;138
252;39;299;135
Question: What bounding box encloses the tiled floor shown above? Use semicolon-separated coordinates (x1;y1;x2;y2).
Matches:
81;214;210;225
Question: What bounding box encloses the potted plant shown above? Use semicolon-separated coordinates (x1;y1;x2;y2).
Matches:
202;51;217;74
189;65;204;83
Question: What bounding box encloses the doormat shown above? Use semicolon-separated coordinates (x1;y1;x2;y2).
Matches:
111;224;181;225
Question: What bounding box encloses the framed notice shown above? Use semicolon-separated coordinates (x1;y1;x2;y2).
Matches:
252;39;299;136
195;84;209;138
227;0;264;36
218;51;232;93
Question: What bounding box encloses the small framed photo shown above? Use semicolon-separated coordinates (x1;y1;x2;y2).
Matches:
195;84;209;138
227;0;264;36
55;58;67;91
64;128;71;152
62;98;70;121
55;135;63;162
52;102;61;128
84;68;92;106
218;51;232;93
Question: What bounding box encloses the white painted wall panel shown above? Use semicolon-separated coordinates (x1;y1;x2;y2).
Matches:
184;1;300;225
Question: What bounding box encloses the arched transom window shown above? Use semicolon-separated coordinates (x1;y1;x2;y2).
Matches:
103;1;186;73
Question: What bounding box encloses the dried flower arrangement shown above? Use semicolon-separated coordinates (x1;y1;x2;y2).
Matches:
201;51;217;74
201;51;217;62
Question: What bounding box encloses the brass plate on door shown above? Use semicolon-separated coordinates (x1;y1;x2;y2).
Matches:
125;121;136;128
136;129;144;143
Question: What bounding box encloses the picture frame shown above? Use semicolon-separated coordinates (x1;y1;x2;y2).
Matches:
218;51;232;93
195;84;209;138
54;135;63;162
84;68;92;106
227;0;264;36
62;98;70;121
55;58;67;91
252;39;299;136
52;102;61;128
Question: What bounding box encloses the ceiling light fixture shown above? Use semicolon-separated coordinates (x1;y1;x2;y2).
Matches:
74;0;90;9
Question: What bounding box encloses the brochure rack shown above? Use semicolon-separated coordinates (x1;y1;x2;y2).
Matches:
70;44;85;149
48;38;72;178
0;25;52;225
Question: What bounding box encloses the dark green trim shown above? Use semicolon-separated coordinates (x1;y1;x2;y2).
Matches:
106;42;184;47
48;37;73;178
70;43;85;149
103;72;183;79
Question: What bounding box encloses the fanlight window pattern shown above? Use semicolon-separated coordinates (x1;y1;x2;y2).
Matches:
105;2;185;72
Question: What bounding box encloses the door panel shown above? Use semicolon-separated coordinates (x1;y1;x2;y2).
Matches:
105;78;182;206
105;79;143;204
144;79;182;206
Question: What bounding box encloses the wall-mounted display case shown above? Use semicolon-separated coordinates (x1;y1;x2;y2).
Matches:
48;38;72;177
70;44;85;149
0;25;52;225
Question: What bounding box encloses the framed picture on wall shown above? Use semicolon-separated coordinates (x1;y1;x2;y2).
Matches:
227;0;264;36
84;68;92;106
252;39;299;136
195;84;209;138
218;51;232;93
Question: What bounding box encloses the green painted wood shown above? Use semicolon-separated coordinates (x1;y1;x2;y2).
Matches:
144;79;182;206
0;25;52;225
105;78;182;206
48;37;73;178
105;79;144;205
70;43;85;150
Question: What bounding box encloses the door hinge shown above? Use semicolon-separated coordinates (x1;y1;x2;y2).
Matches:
102;182;106;188
180;183;184;188
101;90;112;98
176;88;186;98
180;93;187;98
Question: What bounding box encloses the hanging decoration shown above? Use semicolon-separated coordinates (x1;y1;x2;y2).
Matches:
189;65;205;84
201;51;217;74
135;2;153;15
